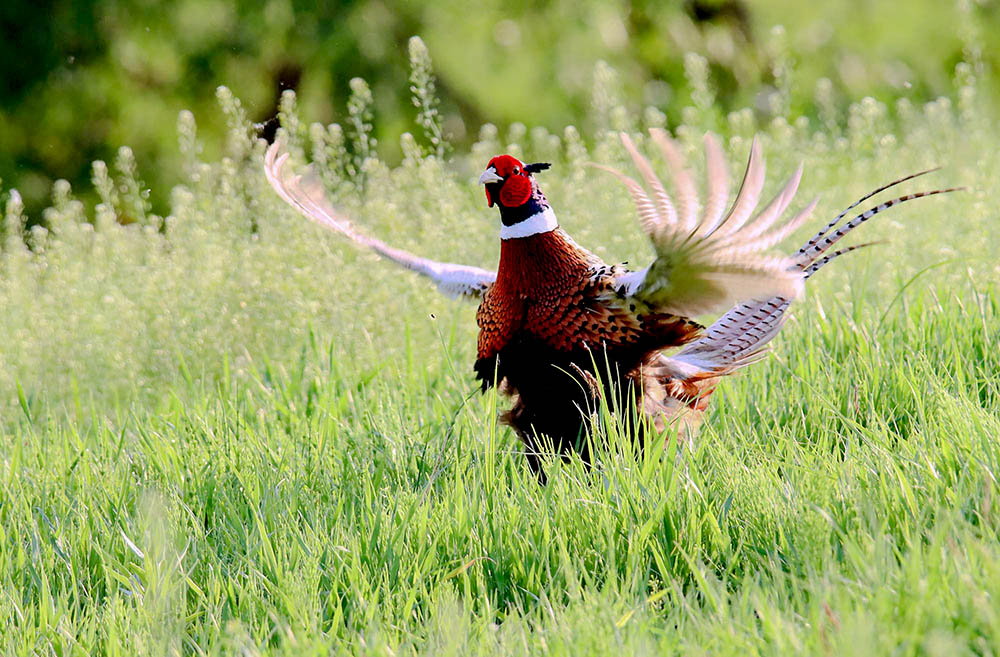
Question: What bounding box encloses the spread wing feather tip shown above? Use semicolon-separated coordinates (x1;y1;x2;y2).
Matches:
264;141;496;299
606;131;809;318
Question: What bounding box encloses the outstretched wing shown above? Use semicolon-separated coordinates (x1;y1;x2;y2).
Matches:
664;170;961;376
264;142;496;299
599;130;811;317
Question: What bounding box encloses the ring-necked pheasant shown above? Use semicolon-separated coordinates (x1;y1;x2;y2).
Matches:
265;130;955;476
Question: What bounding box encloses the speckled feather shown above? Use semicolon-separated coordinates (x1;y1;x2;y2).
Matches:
475;229;701;386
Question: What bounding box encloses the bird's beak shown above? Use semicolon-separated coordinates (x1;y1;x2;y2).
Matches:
478;166;502;185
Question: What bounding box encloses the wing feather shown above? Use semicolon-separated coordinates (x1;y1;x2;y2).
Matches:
700;134;731;235
649;128;700;233
720;163;803;244
264;142;496;299
620;132;676;236
604;131;807;318
708;136;765;238
715;196;819;257
590;163;664;238
664;175;958;376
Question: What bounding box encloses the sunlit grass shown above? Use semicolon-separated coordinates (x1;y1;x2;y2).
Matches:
1;47;998;654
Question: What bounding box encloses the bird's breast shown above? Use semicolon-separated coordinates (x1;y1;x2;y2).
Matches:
477;230;597;359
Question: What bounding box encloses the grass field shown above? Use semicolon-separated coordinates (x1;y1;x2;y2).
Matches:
1;59;999;654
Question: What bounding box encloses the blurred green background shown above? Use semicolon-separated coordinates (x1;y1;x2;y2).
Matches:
1;0;996;217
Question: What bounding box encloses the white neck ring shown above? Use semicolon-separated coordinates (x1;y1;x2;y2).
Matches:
500;207;558;240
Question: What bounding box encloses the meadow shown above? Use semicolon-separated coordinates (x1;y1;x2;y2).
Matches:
1;40;999;655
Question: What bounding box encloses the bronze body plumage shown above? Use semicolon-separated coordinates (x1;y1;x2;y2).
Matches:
474;227;703;469
265;130;955;477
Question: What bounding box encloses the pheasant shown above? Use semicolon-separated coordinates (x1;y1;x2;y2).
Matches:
264;130;954;476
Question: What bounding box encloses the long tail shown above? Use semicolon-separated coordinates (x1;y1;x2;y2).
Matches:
645;172;961;434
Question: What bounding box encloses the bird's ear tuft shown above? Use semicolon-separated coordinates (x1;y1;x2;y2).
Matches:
524;162;551;174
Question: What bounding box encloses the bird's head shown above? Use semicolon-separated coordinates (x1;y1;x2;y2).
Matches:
479;155;555;238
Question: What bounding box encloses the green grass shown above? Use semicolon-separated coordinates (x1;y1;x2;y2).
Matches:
1;59;999;654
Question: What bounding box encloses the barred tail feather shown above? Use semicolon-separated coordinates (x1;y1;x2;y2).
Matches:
804;242;879;278
795;167;940;260
795;187;962;267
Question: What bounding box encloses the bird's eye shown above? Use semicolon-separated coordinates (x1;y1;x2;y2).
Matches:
513;166;520;175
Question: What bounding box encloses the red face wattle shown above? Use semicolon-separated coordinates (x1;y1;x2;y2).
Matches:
483;155;532;208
